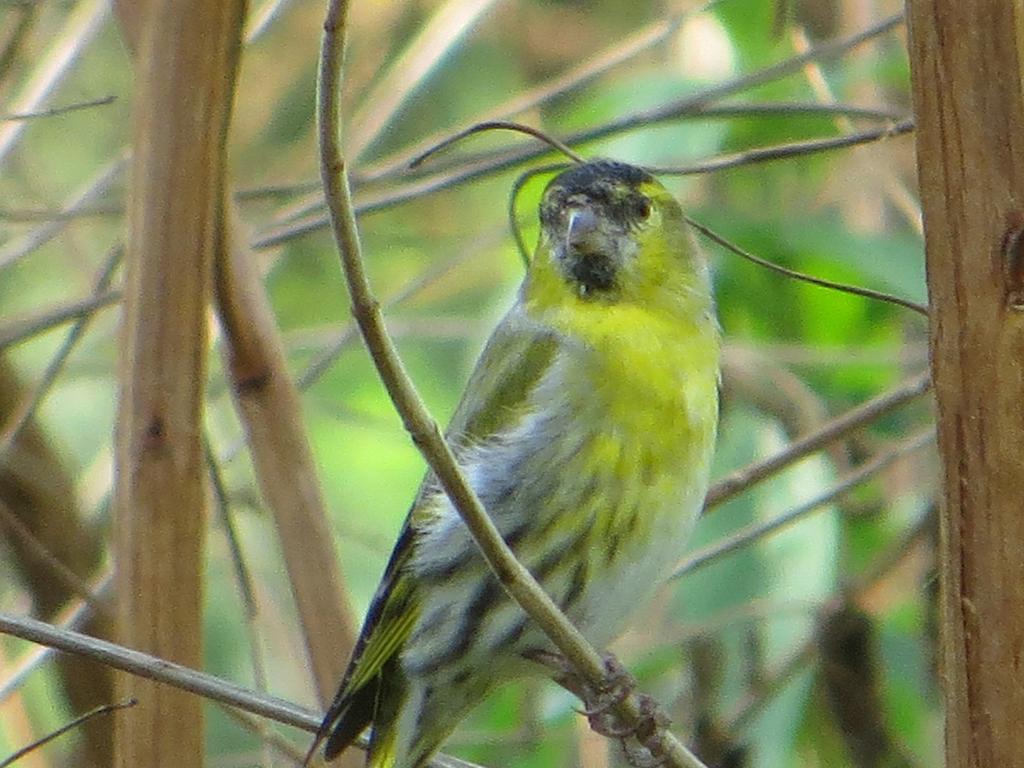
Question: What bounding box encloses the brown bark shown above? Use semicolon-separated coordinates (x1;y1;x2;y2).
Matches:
115;5;359;763
906;3;1024;766
113;0;245;764
215;208;358;707
0;361;113;766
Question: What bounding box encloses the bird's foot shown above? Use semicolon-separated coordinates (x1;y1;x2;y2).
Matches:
525;649;671;767
576;653;638;735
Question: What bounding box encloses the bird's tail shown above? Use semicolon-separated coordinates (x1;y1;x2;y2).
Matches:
366;728;397;768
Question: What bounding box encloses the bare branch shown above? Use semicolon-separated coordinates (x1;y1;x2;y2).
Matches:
0;614;487;768
0;289;120;351
214;207;359;706
0;94;116;121
0;699;136;768
675;430;935;580
0;0;110;166
0;611;315;730
252;119;915;252
651;118;915;178
0;154;126;271
706;371;932;510
256;13;908;250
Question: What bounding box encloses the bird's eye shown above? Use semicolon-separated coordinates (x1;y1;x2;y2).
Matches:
634;197;652;221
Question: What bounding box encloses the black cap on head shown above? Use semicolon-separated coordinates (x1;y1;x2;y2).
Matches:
541;160;655;234
546;160;654;196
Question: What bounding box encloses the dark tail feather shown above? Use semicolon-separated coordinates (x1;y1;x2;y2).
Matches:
323;680;379;761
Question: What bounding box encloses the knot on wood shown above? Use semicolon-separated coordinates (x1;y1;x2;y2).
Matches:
1002;221;1024;311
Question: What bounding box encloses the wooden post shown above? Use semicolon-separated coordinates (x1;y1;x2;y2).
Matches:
114;0;245;764
905;3;1024;766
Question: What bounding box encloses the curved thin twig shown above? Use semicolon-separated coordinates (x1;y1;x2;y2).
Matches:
686;213;928;316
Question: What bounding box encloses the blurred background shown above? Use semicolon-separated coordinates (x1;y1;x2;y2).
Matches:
0;0;937;766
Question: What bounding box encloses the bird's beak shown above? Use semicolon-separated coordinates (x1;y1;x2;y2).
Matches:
561;205;619;294
566;206;601;254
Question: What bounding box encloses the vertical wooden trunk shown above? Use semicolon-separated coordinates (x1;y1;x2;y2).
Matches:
905;3;1024;766
114;0;245;764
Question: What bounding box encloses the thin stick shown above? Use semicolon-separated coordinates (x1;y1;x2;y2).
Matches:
257;12;907;245
0;95;116;121
685;213;928;316
0;500;110;618
0;0;110;166
0;699;136;768
0;288;120;351
650;118;914;176
409;120;583;168
0;611;314;730
252;119;914;252
355;4;711;183
0;153;126;271
0;614;487;768
0;247;122;458
674;430;935;580
317;1;708;766
705;370;932;509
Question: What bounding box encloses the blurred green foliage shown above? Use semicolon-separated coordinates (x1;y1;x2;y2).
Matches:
0;0;939;766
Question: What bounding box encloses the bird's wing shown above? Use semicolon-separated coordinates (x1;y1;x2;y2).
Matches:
320;302;559;759
443;303;558;447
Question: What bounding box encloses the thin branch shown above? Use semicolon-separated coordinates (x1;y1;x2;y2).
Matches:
206;440;274;763
786;27;923;237
651;118;915;177
674;429;936;580
294;229;495;391
676;101;904;122
0;571;112;705
559;12;905;149
354;2;718;183
386;107;911;189
689;216;924;317
378;13;908;185
0;203;121;222
0;499;110;618
0;95;116;121
0;0;110;166
0;611;314;730
0;246;121;461
0;699;136;768
725;506;935;736
0;153;127;272
205;443;259;617
409;120;584;169
705;370;931;510
847;506;935;599
222;706;308;765
0;288;120;351
725;638;817;734
257;12;908;246
318;2;707;766
0;614;486;768
252;119;915;252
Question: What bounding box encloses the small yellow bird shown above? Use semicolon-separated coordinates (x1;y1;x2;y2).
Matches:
316;159;720;767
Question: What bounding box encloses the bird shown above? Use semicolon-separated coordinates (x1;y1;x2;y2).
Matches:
314;158;720;768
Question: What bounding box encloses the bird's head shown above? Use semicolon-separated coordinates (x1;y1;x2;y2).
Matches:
527;160;709;315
